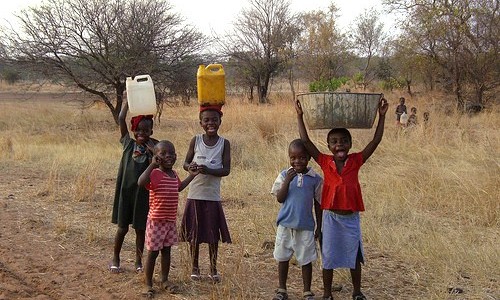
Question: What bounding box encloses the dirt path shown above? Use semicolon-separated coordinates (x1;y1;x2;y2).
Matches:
0;162;434;300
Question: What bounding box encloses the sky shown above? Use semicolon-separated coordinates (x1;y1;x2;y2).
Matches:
1;0;395;35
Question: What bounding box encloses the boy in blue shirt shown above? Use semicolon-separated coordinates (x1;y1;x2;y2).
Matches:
271;139;323;300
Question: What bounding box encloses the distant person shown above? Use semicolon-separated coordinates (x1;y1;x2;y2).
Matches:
270;139;323;300
395;97;407;125
110;98;158;274
295;97;388;300
138;140;199;298
180;105;231;283
407;107;418;127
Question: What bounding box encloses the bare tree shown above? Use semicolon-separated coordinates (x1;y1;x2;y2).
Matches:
4;0;204;123
220;0;301;103
351;9;386;90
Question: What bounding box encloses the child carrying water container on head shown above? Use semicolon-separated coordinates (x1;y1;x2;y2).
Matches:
295;97;388;300
180;105;231;283
270;139;323;300
138;140;199;298
110;97;158;274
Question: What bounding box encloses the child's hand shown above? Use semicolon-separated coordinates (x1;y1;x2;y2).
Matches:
188;162;199;172
145;139;155;154
197;164;208;174
295;100;304;116
315;228;322;242
284;168;297;183
151;155;161;167
379;97;388;116
188;168;200;176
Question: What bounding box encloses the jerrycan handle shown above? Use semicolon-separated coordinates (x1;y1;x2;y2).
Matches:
133;75;151;83
206;64;224;73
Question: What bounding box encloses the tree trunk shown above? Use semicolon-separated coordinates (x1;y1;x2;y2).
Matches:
112;85;126;125
248;85;254;102
288;69;295;100
454;69;464;110
406;79;412;96
259;74;271;104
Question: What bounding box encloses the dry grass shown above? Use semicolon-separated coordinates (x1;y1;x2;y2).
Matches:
0;89;498;299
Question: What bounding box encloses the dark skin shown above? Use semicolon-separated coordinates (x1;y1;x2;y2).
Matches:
111;99;156;273
296;97;388;299
275;144;322;294
183;109;231;277
138;141;198;292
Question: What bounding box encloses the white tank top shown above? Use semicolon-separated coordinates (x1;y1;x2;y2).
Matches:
187;134;225;201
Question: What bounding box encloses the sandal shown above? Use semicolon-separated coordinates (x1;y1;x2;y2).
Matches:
303;291;315;300
142;287;154;298
273;288;288;300
353;292;367;300
322;296;333;300
332;283;343;292
190;273;201;281
109;265;122;274
162;281;179;294
208;273;221;283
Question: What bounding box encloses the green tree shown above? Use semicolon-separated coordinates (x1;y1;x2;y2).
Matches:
297;3;349;82
351;9;386;90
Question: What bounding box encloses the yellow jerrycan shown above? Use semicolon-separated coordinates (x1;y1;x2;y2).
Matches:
126;75;157;116
197;64;225;106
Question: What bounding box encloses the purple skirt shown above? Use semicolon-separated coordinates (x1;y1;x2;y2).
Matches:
181;199;231;244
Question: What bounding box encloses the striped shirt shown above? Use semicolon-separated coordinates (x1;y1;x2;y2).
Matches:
146;169;181;221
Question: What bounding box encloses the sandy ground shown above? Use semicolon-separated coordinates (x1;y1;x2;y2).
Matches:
0;162;436;300
0;93;478;300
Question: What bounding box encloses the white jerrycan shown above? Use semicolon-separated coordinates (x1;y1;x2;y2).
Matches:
400;112;409;125
126;75;157;116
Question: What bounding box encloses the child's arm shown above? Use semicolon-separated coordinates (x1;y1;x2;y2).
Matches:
118;97;129;139
137;156;160;186
275;168;296;203
178;168;200;192
183;136;198;172
295;100;320;161
361;97;388;162
197;139;231;177
314;200;322;242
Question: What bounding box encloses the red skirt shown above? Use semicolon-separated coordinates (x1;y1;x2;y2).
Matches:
181;199;231;244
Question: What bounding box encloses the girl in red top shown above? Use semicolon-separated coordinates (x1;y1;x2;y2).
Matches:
138;140;199;298
295;97;388;300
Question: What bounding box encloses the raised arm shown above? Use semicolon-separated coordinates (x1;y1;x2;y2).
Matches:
118;100;129;139
137;156;160;187
295;100;320;161
361;97;388;162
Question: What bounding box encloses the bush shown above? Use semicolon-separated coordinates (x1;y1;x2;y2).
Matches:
309;76;350;92
379;76;406;91
1;69;22;84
